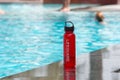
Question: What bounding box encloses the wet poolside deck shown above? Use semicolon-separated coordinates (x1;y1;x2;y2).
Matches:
71;4;120;11
1;45;120;80
0;2;120;11
0;0;43;3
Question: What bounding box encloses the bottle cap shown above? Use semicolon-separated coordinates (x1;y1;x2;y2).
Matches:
65;21;74;32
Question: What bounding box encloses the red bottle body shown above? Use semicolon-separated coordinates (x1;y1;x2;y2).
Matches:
64;31;76;80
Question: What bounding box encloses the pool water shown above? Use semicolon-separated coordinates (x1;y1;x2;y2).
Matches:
0;4;120;78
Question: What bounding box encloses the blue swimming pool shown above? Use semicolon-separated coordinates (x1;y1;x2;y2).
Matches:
0;4;120;78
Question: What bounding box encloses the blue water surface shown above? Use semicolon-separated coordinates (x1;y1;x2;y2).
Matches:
0;4;120;78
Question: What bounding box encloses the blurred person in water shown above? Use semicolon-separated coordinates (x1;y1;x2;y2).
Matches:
96;11;106;24
0;9;5;14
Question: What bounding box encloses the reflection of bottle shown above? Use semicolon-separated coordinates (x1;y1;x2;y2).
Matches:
64;21;76;80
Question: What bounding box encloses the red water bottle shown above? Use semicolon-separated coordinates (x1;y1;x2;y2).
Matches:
64;21;76;80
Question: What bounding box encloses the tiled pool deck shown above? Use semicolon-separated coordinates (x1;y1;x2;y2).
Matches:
1;45;120;80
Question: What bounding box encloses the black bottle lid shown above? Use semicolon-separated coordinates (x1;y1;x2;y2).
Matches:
65;21;74;32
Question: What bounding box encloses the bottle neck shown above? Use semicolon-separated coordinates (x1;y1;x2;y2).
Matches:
65;31;73;33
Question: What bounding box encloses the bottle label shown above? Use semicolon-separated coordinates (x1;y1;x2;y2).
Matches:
65;39;70;62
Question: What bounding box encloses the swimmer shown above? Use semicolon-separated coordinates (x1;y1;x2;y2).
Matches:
0;9;5;15
96;11;105;24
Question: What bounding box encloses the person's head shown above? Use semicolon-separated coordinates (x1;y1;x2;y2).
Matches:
96;11;105;23
96;11;103;16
